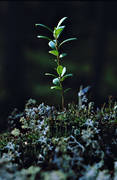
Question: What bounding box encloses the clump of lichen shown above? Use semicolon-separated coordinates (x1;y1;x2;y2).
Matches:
0;90;117;179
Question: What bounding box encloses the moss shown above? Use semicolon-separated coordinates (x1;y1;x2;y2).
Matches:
0;97;117;179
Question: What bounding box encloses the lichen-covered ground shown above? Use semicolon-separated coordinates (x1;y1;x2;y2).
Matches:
0;95;117;180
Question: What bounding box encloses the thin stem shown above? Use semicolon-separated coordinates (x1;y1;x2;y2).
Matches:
55;38;60;65
55;38;65;110
60;81;64;111
61;88;64;110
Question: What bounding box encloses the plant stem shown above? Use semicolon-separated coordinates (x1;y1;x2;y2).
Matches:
56;38;65;110
61;88;64;110
55;38;60;65
59;81;64;110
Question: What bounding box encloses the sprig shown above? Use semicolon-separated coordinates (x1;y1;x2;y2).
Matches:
36;17;77;110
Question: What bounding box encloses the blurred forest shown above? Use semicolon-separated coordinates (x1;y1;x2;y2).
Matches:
0;1;117;131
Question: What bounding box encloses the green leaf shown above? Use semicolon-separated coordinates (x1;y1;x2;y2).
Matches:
61;67;66;77
64;88;71;93
61;73;73;81
52;78;60;85
59;38;77;47
45;73;57;77
57;65;63;76
35;23;53;33
49;50;59;56
37;35;52;41
53;26;65;39
51;86;62;90
57;17;67;28
48;40;56;49
59;53;67;58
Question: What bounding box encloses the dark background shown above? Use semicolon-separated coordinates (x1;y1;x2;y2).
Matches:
0;1;117;131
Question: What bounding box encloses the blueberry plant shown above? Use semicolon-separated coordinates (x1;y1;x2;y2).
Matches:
35;17;77;110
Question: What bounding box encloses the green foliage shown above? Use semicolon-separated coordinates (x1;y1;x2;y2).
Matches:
57;65;64;76
52;77;60;85
36;17;77;110
48;40;56;49
59;53;67;58
37;35;52;41
49;50;59;56
59;38;77;47
35;23;53;33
